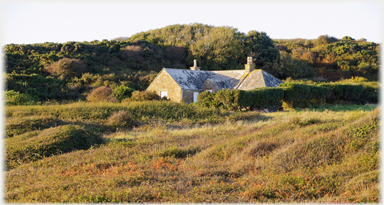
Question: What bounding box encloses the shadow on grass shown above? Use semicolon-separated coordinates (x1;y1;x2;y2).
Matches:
291;104;378;112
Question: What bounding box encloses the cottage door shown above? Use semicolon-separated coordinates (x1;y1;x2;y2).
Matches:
193;92;199;103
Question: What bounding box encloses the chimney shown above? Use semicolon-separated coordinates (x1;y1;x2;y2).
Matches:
190;59;200;71
245;56;255;73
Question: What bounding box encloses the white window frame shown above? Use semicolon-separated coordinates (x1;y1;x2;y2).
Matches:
160;91;168;98
193;92;199;103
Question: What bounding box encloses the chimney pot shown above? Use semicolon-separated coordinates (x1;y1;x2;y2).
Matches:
190;59;200;70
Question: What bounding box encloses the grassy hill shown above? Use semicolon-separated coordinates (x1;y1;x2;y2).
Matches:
5;102;379;203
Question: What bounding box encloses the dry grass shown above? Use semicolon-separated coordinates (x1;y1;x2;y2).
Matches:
5;103;379;203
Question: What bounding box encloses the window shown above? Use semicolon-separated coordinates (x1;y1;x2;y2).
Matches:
193;92;199;103
160;91;168;98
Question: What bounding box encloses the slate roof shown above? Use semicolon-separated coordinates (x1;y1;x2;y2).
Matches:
163;68;283;90
164;68;211;90
236;69;284;90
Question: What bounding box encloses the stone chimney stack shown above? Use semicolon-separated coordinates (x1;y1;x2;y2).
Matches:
245;56;255;73
190;59;200;71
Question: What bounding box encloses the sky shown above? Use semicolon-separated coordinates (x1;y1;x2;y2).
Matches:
1;1;383;45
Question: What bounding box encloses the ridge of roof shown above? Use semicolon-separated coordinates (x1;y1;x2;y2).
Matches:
162;68;282;91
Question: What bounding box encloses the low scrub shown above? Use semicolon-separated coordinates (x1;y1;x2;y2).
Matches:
86;86;119;103
4;105;379;203
130;90;161;101
6;125;103;170
6;115;66;137
5;90;39;106
107;110;135;128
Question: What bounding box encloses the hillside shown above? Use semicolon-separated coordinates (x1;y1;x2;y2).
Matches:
5;102;379;203
4;23;380;104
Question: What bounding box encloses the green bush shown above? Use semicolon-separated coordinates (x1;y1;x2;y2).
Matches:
197;91;221;108
197;88;284;110
214;89;240;110
279;83;328;108
359;82;379;104
250;87;284;109
5;73;73;101
131;90;160;101
318;83;364;103
280;83;312;108
112;85;135;101
5;90;38;106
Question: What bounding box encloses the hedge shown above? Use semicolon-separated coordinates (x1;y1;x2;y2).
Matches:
197;82;378;110
250;87;284;109
198;88;284;110
279;82;328;108
318;83;364;104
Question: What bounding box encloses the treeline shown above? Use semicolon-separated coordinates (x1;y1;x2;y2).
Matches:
274;36;380;81
4;39;185;103
3;23;380;104
197;81;379;110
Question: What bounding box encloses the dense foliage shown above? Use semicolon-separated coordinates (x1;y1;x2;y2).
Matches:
274;35;380;81
3;23;380;104
198;82;378;110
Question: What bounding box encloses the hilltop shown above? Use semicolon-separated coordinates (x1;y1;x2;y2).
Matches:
4;23;380;104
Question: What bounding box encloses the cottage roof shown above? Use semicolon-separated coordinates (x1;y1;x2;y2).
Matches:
163;68;282;91
164;68;211;90
236;69;284;90
208;70;245;89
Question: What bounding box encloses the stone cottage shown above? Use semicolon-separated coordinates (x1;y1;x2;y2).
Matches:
146;57;283;103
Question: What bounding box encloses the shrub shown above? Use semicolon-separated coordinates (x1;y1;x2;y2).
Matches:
280;83;312;108
359;82;379;104
131;90;160;101
44;58;86;79
250;87;284;109
107;110;135;128
308;85;328;106
197;88;284;110
197;91;221;108
5;90;38;106
86;86;119;103
112;85;135;101
318;83;364;103
214;89;241;110
279;83;327;108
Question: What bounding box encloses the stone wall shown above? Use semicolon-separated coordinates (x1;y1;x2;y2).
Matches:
182;89;201;103
146;70;182;102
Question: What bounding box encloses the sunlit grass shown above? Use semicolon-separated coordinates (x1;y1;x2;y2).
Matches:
5;103;379;203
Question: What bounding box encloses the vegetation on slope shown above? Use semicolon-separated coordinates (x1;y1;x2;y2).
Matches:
4;23;380;105
5;103;379;203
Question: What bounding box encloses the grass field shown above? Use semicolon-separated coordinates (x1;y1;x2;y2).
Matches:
5;102;379;203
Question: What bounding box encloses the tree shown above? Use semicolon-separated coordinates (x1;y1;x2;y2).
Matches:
243;31;280;68
44;58;86;80
277;51;315;80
